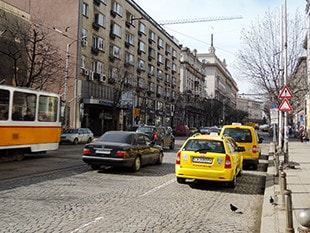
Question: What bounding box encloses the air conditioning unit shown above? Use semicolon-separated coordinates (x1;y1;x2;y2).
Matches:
83;69;89;76
99;74;106;82
81;39;88;47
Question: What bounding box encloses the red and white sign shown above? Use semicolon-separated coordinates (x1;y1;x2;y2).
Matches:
279;98;293;112
279;85;293;98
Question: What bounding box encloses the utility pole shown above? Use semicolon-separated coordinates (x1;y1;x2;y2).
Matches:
283;0;289;162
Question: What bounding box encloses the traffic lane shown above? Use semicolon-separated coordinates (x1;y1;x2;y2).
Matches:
1;149;266;232
0;144;86;183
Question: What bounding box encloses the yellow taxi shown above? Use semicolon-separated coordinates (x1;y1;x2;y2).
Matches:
175;134;244;188
219;123;264;170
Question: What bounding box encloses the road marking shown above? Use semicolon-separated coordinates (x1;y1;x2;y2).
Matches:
70;216;104;233
140;178;175;197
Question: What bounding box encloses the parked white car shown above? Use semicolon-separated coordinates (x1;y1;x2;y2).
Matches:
60;128;94;145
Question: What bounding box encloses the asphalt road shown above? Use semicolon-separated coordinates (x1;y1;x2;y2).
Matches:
0;136;269;233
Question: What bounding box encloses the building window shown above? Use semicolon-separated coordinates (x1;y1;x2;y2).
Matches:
138;23;146;35
148;65;154;76
165;44;171;54
125;52;135;65
138;41;146;53
110;67;120;80
92;61;104;74
82;3;89;17
158;53;163;63
149;82;155;92
149;31;155;41
110;45;121;58
138;78;144;88
95;13;106;28
112;23;121;37
158;38;163;48
157;69;163;79
157;85;162;95
172;63;177;72
93;36;105;51
138;59;145;70
172;49;177;58
148;48;155;58
165;59;171;69
112;2;122;16
125;33;135;45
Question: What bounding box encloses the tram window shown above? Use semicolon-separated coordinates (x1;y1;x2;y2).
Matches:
13;91;36;121
38;95;58;122
0;89;9;121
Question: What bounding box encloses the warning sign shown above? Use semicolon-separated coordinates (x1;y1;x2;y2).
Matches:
279;98;293;112
279;85;293;98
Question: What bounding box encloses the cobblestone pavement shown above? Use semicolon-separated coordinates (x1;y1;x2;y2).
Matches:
0;141;269;233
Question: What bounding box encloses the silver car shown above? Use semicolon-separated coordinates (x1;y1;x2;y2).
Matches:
60;128;94;145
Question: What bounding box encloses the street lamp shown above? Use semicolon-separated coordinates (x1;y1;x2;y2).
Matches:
64;40;77;128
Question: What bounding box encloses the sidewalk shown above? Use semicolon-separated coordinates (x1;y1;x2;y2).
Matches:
261;140;310;232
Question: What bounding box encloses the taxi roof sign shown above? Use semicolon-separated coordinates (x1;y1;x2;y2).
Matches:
279;85;293;98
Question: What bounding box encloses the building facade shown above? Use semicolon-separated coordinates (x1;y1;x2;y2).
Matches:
197;36;239;126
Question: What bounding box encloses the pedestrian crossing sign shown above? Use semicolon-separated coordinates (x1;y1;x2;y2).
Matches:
279;85;293;98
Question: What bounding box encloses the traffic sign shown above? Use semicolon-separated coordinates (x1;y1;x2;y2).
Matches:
279;85;293;98
279;98;293;112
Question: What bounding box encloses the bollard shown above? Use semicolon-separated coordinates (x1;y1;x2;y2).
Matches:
284;189;294;233
275;152;280;176
298;209;310;232
280;172;287;207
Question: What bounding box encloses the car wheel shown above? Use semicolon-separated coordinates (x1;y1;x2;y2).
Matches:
90;164;100;170
73;138;78;145
237;166;242;177
169;140;175;150
87;138;92;143
177;177;186;184
227;173;237;188
156;152;164;164
130;156;141;172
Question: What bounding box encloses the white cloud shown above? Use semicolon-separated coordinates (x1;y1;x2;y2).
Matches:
136;0;306;94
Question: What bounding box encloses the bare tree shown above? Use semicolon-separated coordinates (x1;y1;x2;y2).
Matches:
0;11;65;93
236;8;306;106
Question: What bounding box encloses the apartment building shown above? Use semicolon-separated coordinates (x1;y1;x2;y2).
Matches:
177;47;207;127
0;1;30;86
237;96;264;123
5;0;181;135
197;35;239;125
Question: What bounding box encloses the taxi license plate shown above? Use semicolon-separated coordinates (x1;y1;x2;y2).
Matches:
192;157;212;164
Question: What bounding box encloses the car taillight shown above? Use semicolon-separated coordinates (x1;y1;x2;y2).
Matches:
224;154;232;168
83;148;91;155
176;151;181;165
153;132;159;139
253;145;257;153
116;151;127;157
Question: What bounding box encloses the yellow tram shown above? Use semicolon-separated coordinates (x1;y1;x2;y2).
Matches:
0;85;61;160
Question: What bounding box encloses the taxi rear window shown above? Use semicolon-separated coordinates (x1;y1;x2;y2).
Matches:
223;128;252;143
183;139;225;153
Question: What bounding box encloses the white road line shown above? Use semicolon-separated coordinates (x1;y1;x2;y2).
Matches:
70;216;104;233
140;178;175;197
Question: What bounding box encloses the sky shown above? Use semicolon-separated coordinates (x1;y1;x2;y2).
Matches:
135;0;306;94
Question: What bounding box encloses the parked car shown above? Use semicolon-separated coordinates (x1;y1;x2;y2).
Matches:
82;131;164;172
60;128;94;145
136;125;175;150
173;125;190;136
175;133;245;188
220;123;264;170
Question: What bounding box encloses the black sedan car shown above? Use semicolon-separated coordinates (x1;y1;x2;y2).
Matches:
82;131;164;172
